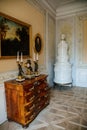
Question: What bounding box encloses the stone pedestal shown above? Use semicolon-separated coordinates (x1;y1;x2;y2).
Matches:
54;34;72;84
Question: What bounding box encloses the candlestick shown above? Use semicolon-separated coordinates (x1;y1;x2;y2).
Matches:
17;51;19;62
21;52;23;62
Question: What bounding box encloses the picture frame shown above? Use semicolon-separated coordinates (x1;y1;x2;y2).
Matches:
35;33;42;53
0;12;31;59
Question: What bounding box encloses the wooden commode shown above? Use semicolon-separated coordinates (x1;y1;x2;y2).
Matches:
4;74;50;128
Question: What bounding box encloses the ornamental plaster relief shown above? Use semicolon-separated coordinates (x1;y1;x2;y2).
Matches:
76;14;87;66
0;66;47;86
0;71;17;85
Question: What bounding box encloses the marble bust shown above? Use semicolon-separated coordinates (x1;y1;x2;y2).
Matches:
54;34;72;84
61;34;66;40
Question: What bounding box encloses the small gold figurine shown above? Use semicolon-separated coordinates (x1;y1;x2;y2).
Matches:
25;59;33;75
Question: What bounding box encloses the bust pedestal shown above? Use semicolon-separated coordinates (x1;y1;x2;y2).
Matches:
54;34;72;85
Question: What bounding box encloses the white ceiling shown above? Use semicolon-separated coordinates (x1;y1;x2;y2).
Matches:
40;0;87;11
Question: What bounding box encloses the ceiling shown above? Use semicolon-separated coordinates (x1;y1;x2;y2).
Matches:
40;0;87;11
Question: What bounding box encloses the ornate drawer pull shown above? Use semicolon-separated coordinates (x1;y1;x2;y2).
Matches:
29;86;34;91
44;87;48;90
30;114;35;119
38;82;40;85
33;81;38;85
29;96;35;101
45;101;48;105
29;104;35;110
30;115;33;119
38;98;40;101
44;95;48;98
38;90;40;93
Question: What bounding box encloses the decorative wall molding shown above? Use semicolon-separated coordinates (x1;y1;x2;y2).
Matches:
26;0;87;87
76;14;87;66
26;0;56;19
56;10;87;87
76;67;87;87
0;86;7;124
0;68;48;86
0;70;18;123
0;70;17;85
26;0;87;20
39;0;56;18
56;2;87;19
26;0;45;14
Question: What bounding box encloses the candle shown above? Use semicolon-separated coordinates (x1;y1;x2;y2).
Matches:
33;51;36;61
21;52;23;62
17;51;19;62
36;53;38;61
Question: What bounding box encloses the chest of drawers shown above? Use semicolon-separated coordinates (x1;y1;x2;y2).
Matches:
4;74;50;127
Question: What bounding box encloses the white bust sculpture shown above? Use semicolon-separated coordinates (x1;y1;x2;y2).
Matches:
61;34;66;40
57;34;68;63
54;34;72;84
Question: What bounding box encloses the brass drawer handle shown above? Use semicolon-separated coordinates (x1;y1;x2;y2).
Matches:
30;104;35;110
29;95;35;101
44;87;48;90
38;90;40;93
44;95;48;97
37;82;40;85
30;113;35;119
33;81;38;85
38;98;40;101
29;86;34;91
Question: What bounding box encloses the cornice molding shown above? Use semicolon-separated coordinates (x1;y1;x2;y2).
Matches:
26;0;45;14
40;0;56;17
26;0;56;19
56;2;87;19
26;1;87;20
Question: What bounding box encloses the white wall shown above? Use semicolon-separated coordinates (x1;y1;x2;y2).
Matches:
0;0;56;124
45;13;56;86
56;2;87;87
0;0;45;73
0;86;7;124
0;0;46;124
